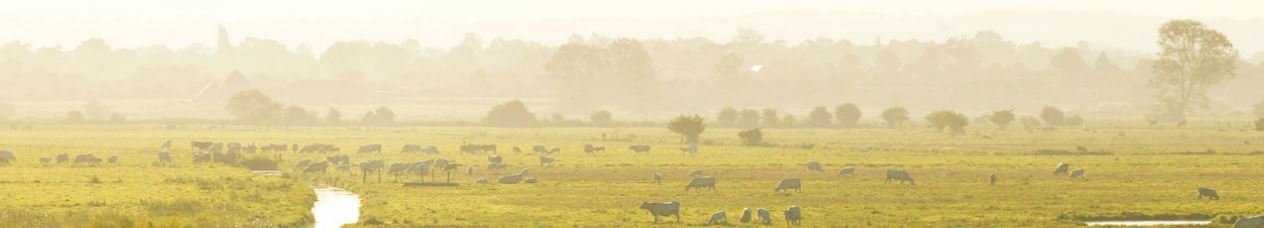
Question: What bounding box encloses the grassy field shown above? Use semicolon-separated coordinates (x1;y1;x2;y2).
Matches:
1;125;1263;227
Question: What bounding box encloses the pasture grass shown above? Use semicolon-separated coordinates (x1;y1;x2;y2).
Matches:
1;124;1262;227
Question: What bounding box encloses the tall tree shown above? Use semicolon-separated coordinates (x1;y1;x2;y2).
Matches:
225;90;283;124
667;115;706;143
834;103;862;127
880;106;910;127
1151;20;1239;121
716;106;739;127
805;106;833;128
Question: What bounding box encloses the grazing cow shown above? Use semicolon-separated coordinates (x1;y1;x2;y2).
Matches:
539;156;555;167
498;174;524;184
107;155;118;164
680;143;699;154
158;152;173;164
57;153;69;164
74;154;102;165
689;169;703;177
460;145;478;154
1234;215;1264;228
0;151;14;162
708;211;728;225
629;145;651;153
326;155;351;166
474;178;489;184
837;167;855;176
488;155;502;164
584;144;606;154
639;201;681;223
358;144;382;154
191;141;213;151
40;157;51;165
304;162;328;174
359;160;385;183
989;174;997;185
806;160;823;172
653;173;662;184
775;178;803;192
388;162;413;180
1069;169;1086;179
206;143;224;153
885;170;915;185
401;144;422;153
685;176;717;192
524;177;538;184
422;146;439;154
756;208;772;225
1198;187;1220;200
784;205;802;225
192;152;211;163
1054;163;1070;175
740;208;753;223
549;147;561;154
487;162;508;171
533;145;548;153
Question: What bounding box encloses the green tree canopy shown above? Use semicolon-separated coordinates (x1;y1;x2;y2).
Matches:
362;106;397;126
717;106;739;127
925;110;968;133
880;106;910;127
590;110;613;126
482;100;537;127
737;128;763;146
1039;106;1066;126
805;106;833;128
667;114;706;143
225;90;283;124
1151;19;1239;121
834;103;862;127
989;109;1016;130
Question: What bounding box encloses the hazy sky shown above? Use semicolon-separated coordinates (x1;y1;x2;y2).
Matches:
3;0;1262;54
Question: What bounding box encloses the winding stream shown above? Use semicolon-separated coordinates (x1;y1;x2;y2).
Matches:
312;187;361;228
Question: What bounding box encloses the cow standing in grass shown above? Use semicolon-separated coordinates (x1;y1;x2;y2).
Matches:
837;167;855;176
1069;169;1086;179
358;144;382;154
629;145;651;153
685;176;717;192
757;208;772;225
708;211;728;225
806;160;823;172
539;156;555;167
639;201;681;223
1054;163;1070;175
1198;187;1220;200
886;170;915;185
776;178;803;192
784;205;803;225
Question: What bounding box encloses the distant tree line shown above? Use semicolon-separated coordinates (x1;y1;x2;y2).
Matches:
225;90;394;126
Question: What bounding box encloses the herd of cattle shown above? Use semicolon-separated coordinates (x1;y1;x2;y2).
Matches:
0;151;120;166
0;139;1250;226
